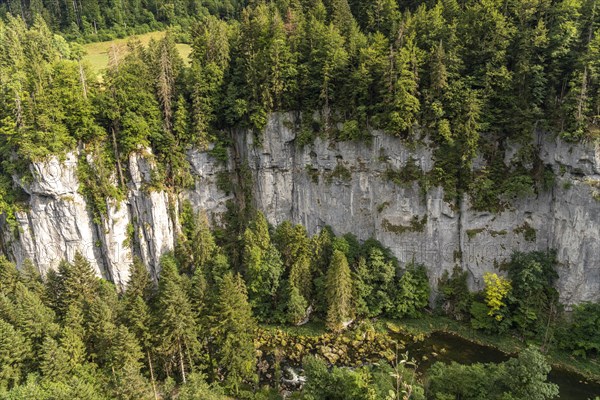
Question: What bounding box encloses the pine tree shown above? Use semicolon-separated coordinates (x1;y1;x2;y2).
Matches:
325;250;353;331
210;273;257;394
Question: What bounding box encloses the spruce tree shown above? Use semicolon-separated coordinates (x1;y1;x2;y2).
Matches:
243;212;283;320
285;283;309;325
11;283;58;368
18;259;45;298
155;254;197;383
210;273;257;394
106;325;152;400
52;252;99;319
0;320;29;389
325;250;353;332
0;256;18;296
177;208;217;274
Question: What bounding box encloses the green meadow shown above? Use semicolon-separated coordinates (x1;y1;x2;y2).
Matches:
81;31;192;75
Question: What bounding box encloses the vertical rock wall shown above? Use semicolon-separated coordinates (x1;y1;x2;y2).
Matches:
1;114;599;304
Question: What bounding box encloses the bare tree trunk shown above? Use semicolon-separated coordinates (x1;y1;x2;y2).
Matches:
178;340;187;384
111;126;125;187
147;350;159;400
79;61;88;99
14;90;23;128
577;66;588;123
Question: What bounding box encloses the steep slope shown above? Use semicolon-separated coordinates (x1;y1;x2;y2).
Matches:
1;114;599;304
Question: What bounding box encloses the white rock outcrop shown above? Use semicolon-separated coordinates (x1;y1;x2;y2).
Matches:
1;114;599;304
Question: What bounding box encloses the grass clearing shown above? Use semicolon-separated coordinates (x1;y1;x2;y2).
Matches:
81;31;192;76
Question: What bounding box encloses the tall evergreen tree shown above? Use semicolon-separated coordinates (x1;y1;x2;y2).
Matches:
155;255;197;383
0;320;29;389
210;273;257;394
325;249;353;331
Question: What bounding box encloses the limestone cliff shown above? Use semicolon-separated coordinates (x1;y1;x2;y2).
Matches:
1;114;599;305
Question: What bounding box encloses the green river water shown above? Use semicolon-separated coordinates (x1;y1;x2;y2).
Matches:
404;332;600;400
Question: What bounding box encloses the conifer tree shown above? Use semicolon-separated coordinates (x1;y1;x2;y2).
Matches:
106;325;152;400
52;252;99;318
243;212;283;319
19;259;45;298
325;250;353;331
285;282;309;325
190;15;231;146
391;262;430;318
0;256;18;296
177;208;217;274
123;258;155;302
39;337;72;381
0;320;29;389
121;263;157;399
155;255;197;383
11;283;58;368
210;273;257;394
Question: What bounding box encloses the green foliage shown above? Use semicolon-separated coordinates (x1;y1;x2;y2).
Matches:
383;157;424;187
436;266;472;321
468;251;560;337
176;373;229;400
381;216;427;235
427;346;558;400
49;252;99;319
301;354;424;400
155;254;198;383
0;320;29;389
505;251;559;336
243;212;284;321
325;250;354;332
353;248;395;318
389;262;430;319
558;302;600;358
326;163;352;184
210;273;257;394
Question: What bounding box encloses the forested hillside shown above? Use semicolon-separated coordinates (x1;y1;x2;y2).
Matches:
1;0;599;220
1;0;600;399
0;212;581;399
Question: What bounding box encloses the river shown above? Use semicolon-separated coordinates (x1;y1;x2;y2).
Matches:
404;331;600;399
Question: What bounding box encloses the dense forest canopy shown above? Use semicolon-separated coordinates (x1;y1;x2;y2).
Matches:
0;211;583;399
0;0;599;222
1;0;600;398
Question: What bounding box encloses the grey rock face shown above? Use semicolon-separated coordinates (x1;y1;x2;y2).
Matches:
1;114;599;304
240;114;600;305
2;153;131;287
